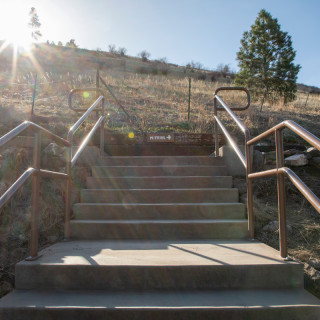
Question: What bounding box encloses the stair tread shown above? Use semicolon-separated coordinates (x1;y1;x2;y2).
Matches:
71;219;248;223
74;202;245;206
16;240;300;267
1;289;319;309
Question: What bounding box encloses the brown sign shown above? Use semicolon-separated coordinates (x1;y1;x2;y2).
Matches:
147;133;174;143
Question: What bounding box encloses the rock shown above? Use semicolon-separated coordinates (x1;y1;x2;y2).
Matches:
284;154;308;166
263;221;279;233
309;157;320;169
253;150;264;171
307;147;320;158
262;220;293;234
284;149;301;157
43;143;65;157
309;258;320;269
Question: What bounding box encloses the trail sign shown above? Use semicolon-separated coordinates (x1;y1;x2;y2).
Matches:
147;133;174;143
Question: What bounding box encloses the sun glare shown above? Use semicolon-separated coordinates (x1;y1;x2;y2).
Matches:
5;28;32;51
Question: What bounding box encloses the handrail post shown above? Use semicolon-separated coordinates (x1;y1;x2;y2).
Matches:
275;129;287;258
214;96;219;156
29;132;41;259
246;141;254;239
100;98;105;157
65;146;72;239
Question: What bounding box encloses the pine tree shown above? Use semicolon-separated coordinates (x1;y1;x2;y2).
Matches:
235;9;300;105
29;7;42;41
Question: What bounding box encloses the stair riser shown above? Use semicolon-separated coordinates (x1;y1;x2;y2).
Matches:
15;264;303;290
92;166;228;177
86;176;232;189
100;156;226;166
80;189;239;203
70;221;248;240
73;204;246;220
2;306;320;320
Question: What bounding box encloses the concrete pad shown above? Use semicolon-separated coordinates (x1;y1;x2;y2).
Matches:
15;240;303;291
15;239;300;267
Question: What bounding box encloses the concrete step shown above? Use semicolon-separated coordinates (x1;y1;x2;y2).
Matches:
70;219;249;240
91;165;228;177
1;289;319;320
15;240;303;291
73;203;246;220
99;156;225;166
86;176;233;189
80;188;239;203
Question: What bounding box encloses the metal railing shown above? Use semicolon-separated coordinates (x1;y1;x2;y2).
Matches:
65;91;105;238
0;92;105;259
247;121;320;258
0;121;70;260
214;87;254;239
214;87;320;259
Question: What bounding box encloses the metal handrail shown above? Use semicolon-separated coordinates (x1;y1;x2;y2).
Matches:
0;122;70;260
71;115;105;167
215;87;251;111
0;91;106;259
0;121;70;149
247;120;320;258
213;87;254;238
65;94;105;238
68;88;105;112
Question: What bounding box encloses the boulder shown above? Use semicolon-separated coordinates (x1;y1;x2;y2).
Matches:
284;149;301;157
284;154;308;166
262;220;293;234
43;143;65;157
307;147;320;158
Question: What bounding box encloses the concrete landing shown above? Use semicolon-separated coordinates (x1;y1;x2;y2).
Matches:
15;240;303;291
17;239;296;267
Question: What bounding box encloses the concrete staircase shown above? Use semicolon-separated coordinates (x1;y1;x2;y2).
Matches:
0;155;319;319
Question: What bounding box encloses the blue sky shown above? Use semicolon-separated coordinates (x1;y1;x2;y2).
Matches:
1;0;319;86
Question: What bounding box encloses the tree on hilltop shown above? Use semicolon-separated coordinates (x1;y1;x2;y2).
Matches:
29;7;42;41
138;50;150;62
235;9;300;106
66;39;78;48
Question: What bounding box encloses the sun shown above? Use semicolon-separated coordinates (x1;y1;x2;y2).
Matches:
5;27;33;51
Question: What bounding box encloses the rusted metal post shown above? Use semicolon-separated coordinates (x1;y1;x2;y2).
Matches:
214;96;219;156
275;129;287;258
245;142;254;239
29;132;41;259
64;146;72;239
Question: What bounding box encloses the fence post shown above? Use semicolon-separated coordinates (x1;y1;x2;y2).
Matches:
31;73;38;116
28;132;41;259
188;77;191;121
275;129;287;258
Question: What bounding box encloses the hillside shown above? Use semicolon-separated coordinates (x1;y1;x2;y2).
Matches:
0;42;320;298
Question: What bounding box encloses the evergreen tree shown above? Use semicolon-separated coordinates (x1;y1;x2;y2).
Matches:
29;7;42;41
235;9;300;104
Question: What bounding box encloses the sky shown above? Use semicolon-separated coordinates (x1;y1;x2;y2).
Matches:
1;0;319;86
